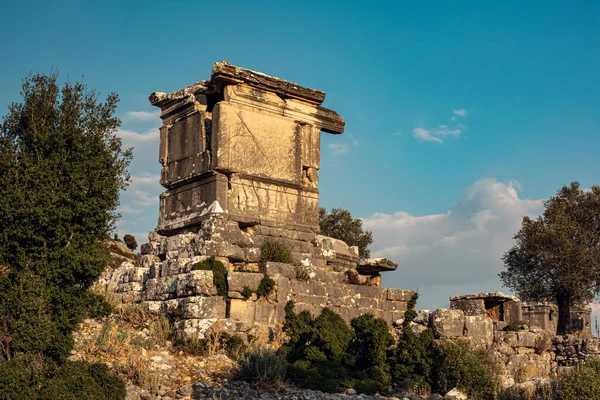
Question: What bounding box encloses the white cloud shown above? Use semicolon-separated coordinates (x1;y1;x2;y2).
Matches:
412;128;442;143
328;143;350;155
411;109;468;144
364;179;544;309
453;109;467;118
122;110;161;122
126;175;162;207
117;128;160;143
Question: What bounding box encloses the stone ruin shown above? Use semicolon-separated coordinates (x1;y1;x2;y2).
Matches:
106;61;412;340
100;62;598;385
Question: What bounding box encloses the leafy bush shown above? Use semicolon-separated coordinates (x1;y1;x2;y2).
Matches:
260;241;292;263
241;346;288;388
436;339;501;400
241;286;253;300
0;355;125;400
557;358;600;400
40;361;126;400
392;293;440;394
349;314;394;394
83;292;114;320
283;304;354;393
283;302;396;394
256;274;275;298
192;257;228;298
122;234;138;252
0;72;131;363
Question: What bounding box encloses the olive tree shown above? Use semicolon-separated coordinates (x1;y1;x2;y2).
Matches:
500;182;600;334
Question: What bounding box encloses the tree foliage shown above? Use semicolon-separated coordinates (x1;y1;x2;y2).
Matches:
0;71;131;364
122;234;137;252
500;182;600;334
319;207;373;258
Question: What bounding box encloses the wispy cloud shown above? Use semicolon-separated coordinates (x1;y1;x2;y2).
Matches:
122;110;161;122
453;109;467;118
412;128;442;143
117;128;160;142
328;143;350;155
412;109;468;144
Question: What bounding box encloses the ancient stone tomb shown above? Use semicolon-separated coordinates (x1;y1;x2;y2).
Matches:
105;62;408;339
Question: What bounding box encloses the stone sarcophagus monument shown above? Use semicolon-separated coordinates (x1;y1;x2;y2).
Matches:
143;61;361;268
106;62;408;340
151;61;343;237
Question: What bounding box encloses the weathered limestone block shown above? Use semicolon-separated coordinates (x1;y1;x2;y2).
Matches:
314;235;359;268
178;296;226;319
387;288;416;302
127;267;149;284
295;294;327;306
450;299;486;316
517;331;538;348
291;280;327;297
495;331;519;347
174;318;218;340
273;277;292;303
414;310;431;326
351;285;388;300
254;300;286;325
115;282;143;293
433;309;465;339
464;316;494;346
305;267;345;284
383;300;408;312
229;299;256;324
259;262;295;279
175;270;216;297
228;272;264;295
356;258;398;275
153;276;179;300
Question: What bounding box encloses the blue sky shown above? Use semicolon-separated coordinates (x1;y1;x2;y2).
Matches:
1;1;599;316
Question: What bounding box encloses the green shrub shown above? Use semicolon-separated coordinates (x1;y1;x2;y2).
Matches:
84;292;114;320
192;257;228;298
350;314;394;394
557;358;600;400
260;241;292;263
392;293;440;394
241;286;253;300
40;361;126;400
436;339;501;400
0;355;125;400
283;304;354;393
256;274;275;298
0;355;44;400
241;346;288;388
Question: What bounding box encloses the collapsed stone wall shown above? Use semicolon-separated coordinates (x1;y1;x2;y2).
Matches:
103;247;413;340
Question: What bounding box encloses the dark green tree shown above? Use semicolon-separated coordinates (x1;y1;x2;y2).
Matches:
319;207;373;258
500;182;600;334
122;234;137;252
0;71;132;363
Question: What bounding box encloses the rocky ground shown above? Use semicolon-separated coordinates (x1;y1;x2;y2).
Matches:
70;316;457;400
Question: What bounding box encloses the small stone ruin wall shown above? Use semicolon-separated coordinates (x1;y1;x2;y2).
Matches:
408;307;600;383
